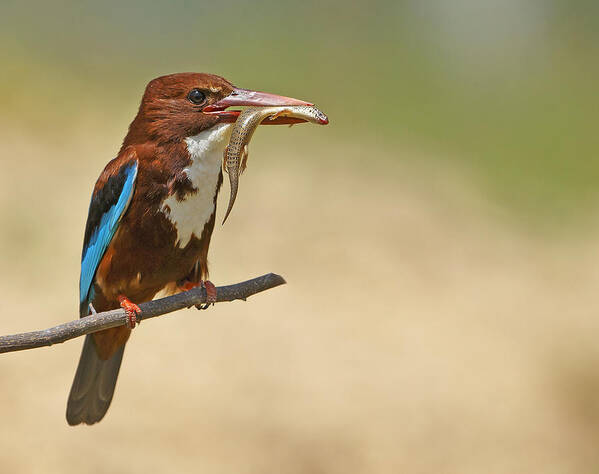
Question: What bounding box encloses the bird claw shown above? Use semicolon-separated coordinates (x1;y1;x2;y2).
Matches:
118;295;142;328
196;280;217;310
179;279;217;310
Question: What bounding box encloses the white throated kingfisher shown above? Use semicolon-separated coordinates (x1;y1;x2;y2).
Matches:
66;73;313;425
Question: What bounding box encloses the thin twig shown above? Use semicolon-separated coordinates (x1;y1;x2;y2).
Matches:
0;273;286;354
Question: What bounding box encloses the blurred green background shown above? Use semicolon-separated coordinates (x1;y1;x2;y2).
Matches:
2;2;599;474
2;0;599;227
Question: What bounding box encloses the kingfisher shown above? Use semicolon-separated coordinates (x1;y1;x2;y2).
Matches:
66;73;313;425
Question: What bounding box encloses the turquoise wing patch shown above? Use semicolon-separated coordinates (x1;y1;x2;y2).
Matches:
79;161;138;314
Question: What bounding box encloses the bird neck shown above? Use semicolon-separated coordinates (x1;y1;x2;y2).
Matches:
159;123;233;248
184;123;233;164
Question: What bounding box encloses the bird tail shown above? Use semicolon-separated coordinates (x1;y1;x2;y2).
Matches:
66;335;125;425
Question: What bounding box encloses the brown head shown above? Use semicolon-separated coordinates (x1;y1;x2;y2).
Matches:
123;72;312;147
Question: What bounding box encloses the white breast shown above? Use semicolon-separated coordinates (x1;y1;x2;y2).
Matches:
161;123;233;247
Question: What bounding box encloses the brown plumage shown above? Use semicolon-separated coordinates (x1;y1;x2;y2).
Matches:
67;73;319;425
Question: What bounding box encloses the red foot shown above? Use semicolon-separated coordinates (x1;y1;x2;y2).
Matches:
179;280;217;310
118;295;142;329
204;280;217;305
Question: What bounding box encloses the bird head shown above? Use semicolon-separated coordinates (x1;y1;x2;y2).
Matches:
124;72;312;146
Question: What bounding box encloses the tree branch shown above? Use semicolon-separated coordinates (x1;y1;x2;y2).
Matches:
0;273;286;354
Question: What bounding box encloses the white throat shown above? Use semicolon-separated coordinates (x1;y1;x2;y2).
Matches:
161;123;233;247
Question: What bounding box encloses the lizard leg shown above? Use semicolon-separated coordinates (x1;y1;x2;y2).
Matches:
222;146;229;174
240;145;249;174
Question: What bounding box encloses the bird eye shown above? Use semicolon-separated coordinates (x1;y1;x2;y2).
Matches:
187;89;206;105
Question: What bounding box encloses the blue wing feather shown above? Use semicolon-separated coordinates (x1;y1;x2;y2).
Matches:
79;161;138;312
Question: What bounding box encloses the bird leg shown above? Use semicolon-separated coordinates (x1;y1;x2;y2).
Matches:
200;280;217;309
118;295;142;329
178;280;217;310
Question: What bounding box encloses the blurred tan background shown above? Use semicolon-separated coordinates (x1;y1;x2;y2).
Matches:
2;1;599;473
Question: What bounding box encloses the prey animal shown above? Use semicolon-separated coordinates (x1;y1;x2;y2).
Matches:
222;105;329;223
66;73;324;425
